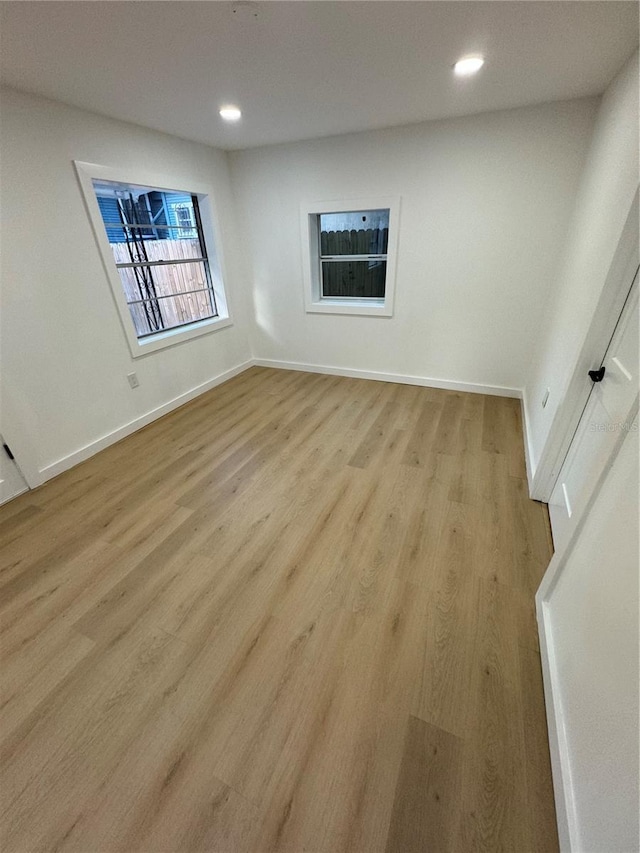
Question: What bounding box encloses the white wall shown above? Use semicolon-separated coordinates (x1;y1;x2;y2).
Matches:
230;98;597;394
524;51;639;474
541;419;639;852
0;89;253;484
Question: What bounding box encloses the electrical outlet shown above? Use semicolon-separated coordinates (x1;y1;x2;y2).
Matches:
127;372;139;389
542;388;550;408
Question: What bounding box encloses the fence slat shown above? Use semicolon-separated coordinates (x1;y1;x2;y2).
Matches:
110;238;214;336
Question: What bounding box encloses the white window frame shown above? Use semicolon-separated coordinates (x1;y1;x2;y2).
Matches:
74;161;232;358
300;197;400;317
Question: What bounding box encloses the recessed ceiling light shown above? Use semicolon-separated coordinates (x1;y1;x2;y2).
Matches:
219;105;242;122
454;56;485;77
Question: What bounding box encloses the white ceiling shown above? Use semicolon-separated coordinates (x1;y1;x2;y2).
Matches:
1;1;637;151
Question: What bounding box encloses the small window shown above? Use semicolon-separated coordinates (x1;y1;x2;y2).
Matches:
319;209;389;299
75;162;231;357
301;198;399;316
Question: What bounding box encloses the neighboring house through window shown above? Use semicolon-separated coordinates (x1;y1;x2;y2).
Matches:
172;202;197;237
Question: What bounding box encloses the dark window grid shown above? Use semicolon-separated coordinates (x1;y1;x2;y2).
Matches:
111;193;217;335
117;262;218;313
125;286;215;307
132;308;217;340
115;257;207;269
127;290;217;339
101;221;199;230
92;185;218;336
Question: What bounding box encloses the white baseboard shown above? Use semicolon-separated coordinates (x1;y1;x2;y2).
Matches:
520;389;537;496
33;357;523;488
36;360;254;485
253;358;522;399
0;486;29;507
536;595;575;852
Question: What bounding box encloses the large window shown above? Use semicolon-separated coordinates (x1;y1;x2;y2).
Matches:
94;181;217;339
75;162;231;357
301;198;400;316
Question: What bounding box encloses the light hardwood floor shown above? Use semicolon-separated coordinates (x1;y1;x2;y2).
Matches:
0;367;558;852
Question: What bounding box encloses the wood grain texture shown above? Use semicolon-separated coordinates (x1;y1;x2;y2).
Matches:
385;715;463;853
0;367;558;852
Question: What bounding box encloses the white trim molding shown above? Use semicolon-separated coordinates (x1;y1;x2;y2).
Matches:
535;410;638;852
74;160;233;359
529;190;639;501
0;486;29;508
300;196;401;317
27;358;523;491
536;598;575;851
37;360;254;484
252;358;521;398
520;388;536;491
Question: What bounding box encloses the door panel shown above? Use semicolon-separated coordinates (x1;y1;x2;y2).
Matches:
546;420;638;852
0;436;29;505
549;279;639;554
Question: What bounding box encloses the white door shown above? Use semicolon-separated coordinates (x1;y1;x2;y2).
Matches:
541;418;638;851
549;275;639;554
0;436;29;505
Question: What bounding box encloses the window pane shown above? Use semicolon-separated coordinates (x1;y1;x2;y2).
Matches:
101;223;200;240
319;209;389;256
93;181;206;252
126;289;216;338
110;237;204;268
92;178;218;339
321;260;386;298
116;259;211;302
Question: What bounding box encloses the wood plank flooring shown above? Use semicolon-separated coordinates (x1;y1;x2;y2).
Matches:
0;367;558;852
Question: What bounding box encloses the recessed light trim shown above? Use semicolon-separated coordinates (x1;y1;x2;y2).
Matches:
219;105;242;122
454;56;485;77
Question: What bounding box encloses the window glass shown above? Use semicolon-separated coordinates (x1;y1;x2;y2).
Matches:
321;260;387;298
92;180;217;338
318;208;390;299
319;209;389;257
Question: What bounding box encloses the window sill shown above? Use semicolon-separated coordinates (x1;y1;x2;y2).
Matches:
131;314;233;357
305;298;392;318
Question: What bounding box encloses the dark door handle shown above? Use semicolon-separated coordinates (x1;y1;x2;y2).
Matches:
588;366;606;382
